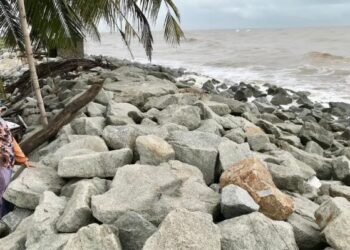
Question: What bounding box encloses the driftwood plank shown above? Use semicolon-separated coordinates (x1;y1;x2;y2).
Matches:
11;79;103;181
7;58;116;101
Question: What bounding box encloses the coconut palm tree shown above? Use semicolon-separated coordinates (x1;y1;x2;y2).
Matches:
18;0;48;125
1;0;184;60
0;0;184;125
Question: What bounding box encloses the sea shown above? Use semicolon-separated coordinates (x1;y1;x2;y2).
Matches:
85;26;350;103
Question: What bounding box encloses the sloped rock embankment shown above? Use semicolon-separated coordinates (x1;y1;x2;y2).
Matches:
0;58;350;250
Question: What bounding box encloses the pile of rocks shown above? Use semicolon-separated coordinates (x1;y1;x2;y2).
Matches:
0;59;349;250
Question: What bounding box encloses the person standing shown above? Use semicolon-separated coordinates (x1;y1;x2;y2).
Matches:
0;116;30;218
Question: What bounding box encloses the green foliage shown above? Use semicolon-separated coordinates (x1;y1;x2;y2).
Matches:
0;0;184;60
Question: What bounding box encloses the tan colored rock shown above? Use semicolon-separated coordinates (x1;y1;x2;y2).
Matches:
220;158;294;220
244;126;265;135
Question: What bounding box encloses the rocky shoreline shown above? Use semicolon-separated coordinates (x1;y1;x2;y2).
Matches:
0;55;349;250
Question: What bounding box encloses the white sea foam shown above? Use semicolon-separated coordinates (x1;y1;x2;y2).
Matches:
86;27;350;104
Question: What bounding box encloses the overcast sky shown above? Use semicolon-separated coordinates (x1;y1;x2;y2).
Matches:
98;0;350;31
173;0;350;30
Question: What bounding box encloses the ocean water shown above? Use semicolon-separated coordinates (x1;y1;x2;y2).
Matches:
85;27;350;103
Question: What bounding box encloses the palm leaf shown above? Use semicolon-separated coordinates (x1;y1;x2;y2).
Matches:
0;0;184;60
25;0;86;49
163;10;184;44
0;0;23;49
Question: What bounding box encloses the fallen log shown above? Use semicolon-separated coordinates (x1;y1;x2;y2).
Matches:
11;78;104;181
7;58;116;100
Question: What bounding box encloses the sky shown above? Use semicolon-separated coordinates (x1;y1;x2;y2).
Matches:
173;0;350;30
98;0;350;31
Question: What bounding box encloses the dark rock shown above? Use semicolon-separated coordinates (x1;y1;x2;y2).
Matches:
332;156;350;185
339;128;350;140
167;131;222;184
114;211;157;250
299;122;334;148
329;102;350;117
297;95;314;109
287;213;325;250
271;92;293;106
202;80;218;94
220;184;259;219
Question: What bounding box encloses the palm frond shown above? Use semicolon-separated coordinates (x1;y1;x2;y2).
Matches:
163;10;184;44
0;0;184;61
25;0;85;49
0;0;23;49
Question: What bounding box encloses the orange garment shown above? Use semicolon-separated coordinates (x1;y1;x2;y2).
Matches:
12;139;28;165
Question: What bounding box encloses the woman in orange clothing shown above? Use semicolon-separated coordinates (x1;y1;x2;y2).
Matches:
0;115;30;217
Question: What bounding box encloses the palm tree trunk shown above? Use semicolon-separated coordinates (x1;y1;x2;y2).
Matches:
18;0;48;126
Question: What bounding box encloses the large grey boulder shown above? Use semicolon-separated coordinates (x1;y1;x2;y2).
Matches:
86;102;106;117
195;119;223;136
143;93;199;111
94;88;113;105
276;122;302;135
0;216;33;250
218;140;253;171
253;101;277;114
156;105;201;130
319;180;344;197
279;134;303;148
56;178;109;233
58;149;133;178
329;102;350;117
314;197;350;250
106;102;143;125
104;70;177;106
114;211;157;250
4;166;65;209
102;125;140;150
60;178;111;198
27;234;73;250
143;94;178;110
195;101;255;130
1;208;32;233
291;193;320;220
282;142;333;180
102;125;168;150
328;184;350;201
25;192;67;248
209;94;259;115
219;212;298;250
246;132;270;152
205;101;231;116
224;128;246;144
166;131;222;184
266;150;316;194
221;184;259;219
332;156;350;185
136;135;175;165
270;92;293;106
143;209;221;250
91;161;220;225
256;119;283;138
287;213;325;250
71;117;106;136
299;122;334;148
305;141;324;156
63;224;122;250
40;135;109;169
